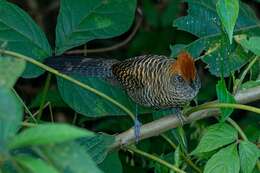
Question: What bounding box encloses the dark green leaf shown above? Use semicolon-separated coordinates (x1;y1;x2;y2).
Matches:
99;152;122;173
41;142;103;173
0;55;25;89
173;0;259;77
216;80;236;121
76;134;115;164
235;35;260;56
55;0;137;54
29;89;67;108
0;0;51;78
14;156;59;173
191;123;237;155
204;143;240;173
216;0;239;44
0;88;23;145
239;141;260;173
8;123;94;149
57;76;151;117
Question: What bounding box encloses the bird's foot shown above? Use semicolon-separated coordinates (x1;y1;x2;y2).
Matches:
134;118;142;142
175;108;187;126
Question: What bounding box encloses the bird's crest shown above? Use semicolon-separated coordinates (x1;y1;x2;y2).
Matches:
171;52;196;82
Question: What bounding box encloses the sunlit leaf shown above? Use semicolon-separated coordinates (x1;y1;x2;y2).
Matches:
8;123;94;149
239;141;260;173
204;144;240;173
191;123;237;155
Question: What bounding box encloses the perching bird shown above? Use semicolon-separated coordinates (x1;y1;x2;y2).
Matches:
45;52;201;139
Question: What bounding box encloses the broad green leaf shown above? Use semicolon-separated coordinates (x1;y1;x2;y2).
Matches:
41;142;103;173
0;0;51;78
170;42;205;58
14;156;59;173
55;0;137;54
8;123;94;149
0;88;23;145
173;0;259;77
191;123;237;155
57;76;151;117
216;80;236;121
204;144;240;173
76;134;115;164
216;0;239;44
235;35;260;56
174;146;181;168
99;152;122;173
239;141;260;173
0;55;25;89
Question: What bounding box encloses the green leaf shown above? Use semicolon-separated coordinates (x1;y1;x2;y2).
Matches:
76;134;115;164
8;123;94;149
240;80;260;90
0;0;51;78
204;143;240;173
0;55;25;89
216;80;236;121
14;156;59;173
99;152;122;173
57;76;151;117
173;0;259;77
174;146;181;168
29;88;67;108
235;35;260;56
41;142;103;173
55;0;137;55
0;88;23;145
216;0;239;44
239;141;260;173
191;123;238;155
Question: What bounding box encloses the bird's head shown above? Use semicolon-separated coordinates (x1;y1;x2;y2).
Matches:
170;52;200;91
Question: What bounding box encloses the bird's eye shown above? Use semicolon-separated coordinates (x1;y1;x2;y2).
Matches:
176;75;183;82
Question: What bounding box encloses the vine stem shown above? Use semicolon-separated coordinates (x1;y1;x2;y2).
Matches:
160;134;202;173
185;103;260;116
226;118;248;141
37;73;52;120
0;49;135;121
233;56;258;94
126;146;186;173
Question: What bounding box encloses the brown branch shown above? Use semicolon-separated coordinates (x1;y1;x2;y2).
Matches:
66;8;143;55
110;86;260;150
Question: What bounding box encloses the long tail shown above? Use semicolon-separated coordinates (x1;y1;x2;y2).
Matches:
44;56;119;78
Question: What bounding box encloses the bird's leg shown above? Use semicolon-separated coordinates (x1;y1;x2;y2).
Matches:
174;107;187;125
134;104;142;142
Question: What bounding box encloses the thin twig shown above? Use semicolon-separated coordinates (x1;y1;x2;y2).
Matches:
37;73;52;120
226;118;248;141
66;8;143;54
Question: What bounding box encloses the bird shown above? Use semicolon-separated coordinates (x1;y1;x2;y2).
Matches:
44;52;201;140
